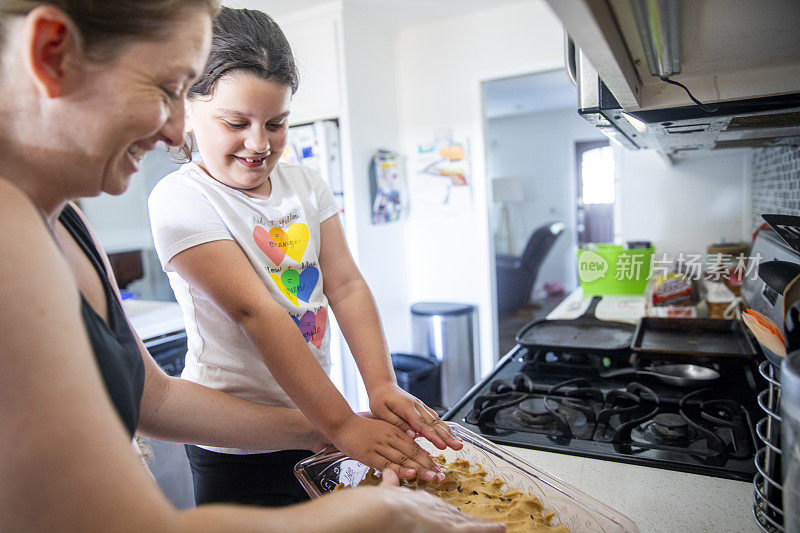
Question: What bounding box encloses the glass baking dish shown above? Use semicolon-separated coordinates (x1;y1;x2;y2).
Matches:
294;422;638;532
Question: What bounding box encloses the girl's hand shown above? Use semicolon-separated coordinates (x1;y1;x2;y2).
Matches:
369;383;462;451
330;414;447;482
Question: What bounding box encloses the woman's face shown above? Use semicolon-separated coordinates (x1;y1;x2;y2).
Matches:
187;71;292;197
72;8;212;196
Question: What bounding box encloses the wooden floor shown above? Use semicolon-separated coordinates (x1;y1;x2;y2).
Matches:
496;294;567;357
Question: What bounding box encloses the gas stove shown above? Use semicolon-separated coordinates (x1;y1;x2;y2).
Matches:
444;346;765;481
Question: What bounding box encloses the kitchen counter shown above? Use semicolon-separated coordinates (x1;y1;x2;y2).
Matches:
499;444;757;532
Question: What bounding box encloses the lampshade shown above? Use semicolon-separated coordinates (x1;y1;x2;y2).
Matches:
492;177;524;203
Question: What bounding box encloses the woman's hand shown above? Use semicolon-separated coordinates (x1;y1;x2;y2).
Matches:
369;383;462;451
329;414;447;482
375;469;506;532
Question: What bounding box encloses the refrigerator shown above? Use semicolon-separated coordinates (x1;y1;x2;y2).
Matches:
281;120;345;219
280;120;354;403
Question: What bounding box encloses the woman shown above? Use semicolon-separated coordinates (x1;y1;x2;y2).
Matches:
0;1;503;532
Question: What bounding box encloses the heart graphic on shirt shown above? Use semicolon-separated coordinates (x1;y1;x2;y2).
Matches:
253;225;285;265
296;266;319;302
253;223;309;265
269;272;299;307
269;266;319;306
273;224;309;263
291;307;327;349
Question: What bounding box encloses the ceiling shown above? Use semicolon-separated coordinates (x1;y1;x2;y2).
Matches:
224;0;527;29
223;0;574;118
484;69;577;120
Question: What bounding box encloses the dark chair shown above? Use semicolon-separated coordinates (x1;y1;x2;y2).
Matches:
495;222;565;315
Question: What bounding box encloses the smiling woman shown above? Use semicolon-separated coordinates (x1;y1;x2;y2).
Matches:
0;2;505;532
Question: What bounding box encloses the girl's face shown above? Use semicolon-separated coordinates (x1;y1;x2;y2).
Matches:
187;72;292;197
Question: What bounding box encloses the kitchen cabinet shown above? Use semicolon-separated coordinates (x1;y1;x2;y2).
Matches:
279;6;344;125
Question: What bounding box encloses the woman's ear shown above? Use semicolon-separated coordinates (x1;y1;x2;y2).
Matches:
23;6;79;98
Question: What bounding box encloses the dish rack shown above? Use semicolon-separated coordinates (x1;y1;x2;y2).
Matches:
754;358;784;532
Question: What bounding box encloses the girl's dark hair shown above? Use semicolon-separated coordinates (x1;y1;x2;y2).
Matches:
0;0;220;62
188;6;299;99
177;6;299;160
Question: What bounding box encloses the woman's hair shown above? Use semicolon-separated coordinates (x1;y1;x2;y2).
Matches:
188;6;299;99
177;6;299;160
0;0;220;62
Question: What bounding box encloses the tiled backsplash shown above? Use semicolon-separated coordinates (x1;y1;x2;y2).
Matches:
750;145;800;232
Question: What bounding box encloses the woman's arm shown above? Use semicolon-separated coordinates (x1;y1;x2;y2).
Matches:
137;340;330;452
167;238;443;480
318;215;460;451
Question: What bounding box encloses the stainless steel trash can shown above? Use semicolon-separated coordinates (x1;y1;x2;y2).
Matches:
411;302;476;408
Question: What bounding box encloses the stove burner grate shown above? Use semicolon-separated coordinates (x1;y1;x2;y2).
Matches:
467;373;755;462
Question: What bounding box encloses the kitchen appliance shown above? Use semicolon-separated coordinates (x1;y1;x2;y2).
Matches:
746;221;800;532
516;296;636;355
294;422;639;532
281;119;344;215
782;351;800;533
445;344;763;482
280;119;360;405
548;0;800;162
630;317;759;362
599;364;720;388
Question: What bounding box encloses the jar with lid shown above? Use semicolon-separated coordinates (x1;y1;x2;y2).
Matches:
782;350;800;531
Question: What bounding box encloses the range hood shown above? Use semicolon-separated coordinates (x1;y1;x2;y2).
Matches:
548;0;800;163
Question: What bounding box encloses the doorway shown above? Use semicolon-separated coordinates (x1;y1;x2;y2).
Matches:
483;69;600;355
575;140;615;245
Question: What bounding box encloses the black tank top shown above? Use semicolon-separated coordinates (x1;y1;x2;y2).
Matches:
59;205;145;437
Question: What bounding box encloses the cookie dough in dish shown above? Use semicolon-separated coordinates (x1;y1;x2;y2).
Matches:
337;455;569;533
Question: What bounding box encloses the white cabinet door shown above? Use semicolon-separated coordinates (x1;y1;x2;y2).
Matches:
282;14;342;124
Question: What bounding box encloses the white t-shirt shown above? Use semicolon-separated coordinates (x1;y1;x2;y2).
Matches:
148;162;338;454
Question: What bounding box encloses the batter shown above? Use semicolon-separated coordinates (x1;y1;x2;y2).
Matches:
337;456;569;533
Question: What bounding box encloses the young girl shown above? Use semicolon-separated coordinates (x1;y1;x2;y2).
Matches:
148;7;460;507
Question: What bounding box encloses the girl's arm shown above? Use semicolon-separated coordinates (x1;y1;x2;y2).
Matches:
318;215;461;451
68;204;328;452
167;238;444;481
0;182;503;533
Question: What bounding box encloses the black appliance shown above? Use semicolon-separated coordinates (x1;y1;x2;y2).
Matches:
145;330;188;377
445;341;764;482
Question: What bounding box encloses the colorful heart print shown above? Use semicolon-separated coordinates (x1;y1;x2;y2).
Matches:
269;266;319;306
253;225;285;265
270;272;298;306
292;307;327;349
296;267;319;302
253;223;309;265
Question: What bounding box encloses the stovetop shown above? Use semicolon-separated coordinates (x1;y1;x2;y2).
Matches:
444;346;765;481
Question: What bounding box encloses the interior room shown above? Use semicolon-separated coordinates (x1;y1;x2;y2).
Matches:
70;1;800;529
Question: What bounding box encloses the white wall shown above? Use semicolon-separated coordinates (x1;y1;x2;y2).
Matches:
396;0;564;375
339;2;410;352
616;149;749;256
487;106;605;292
